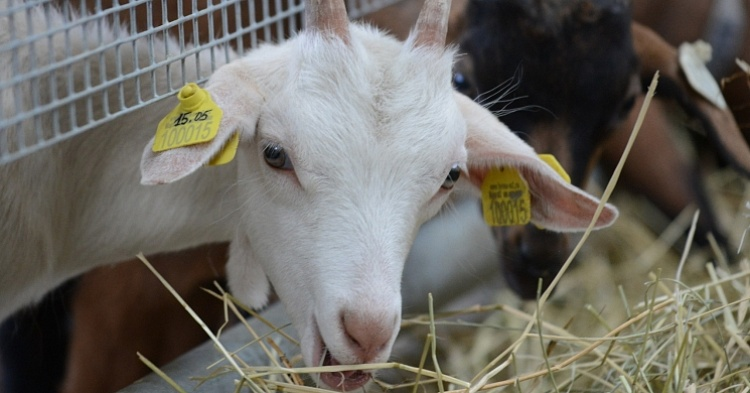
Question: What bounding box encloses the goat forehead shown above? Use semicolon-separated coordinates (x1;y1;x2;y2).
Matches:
265;29;462;183
292;28;454;107
278;105;463;194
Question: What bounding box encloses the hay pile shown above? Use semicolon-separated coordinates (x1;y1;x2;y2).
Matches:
428;170;750;393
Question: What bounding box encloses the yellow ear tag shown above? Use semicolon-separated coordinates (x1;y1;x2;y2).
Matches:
481;167;531;226
152;83;224;153
208;132;240;166
538;154;571;183
532;154;572;230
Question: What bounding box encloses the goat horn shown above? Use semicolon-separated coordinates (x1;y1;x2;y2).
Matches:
305;0;350;42
414;0;452;47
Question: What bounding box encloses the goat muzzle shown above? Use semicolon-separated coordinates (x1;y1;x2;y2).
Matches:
498;225;569;299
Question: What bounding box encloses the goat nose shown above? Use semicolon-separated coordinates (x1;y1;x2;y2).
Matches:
500;226;569;299
518;230;567;264
341;308;397;362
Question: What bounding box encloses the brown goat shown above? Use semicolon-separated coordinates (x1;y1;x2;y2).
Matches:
455;0;750;298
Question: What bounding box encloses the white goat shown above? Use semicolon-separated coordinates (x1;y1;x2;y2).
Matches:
0;0;618;389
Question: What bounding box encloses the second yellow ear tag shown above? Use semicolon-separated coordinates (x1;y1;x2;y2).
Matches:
152;83;224;153
538;154;571;183
209;133;240;166
481;168;531;227
481;155;570;227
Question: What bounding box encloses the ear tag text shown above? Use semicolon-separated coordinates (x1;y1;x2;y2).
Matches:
481;167;531;227
152;83;224;153
209;132;240;166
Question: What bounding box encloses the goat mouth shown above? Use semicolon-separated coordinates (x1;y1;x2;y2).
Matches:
318;347;372;391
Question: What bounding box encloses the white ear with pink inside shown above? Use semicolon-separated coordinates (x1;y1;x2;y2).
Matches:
455;92;619;232
141;63;265;185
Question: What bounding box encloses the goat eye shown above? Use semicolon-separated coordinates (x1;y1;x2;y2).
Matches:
452;72;471;92
442;164;461;190
452;71;478;99
453;72;468;88
263;144;293;170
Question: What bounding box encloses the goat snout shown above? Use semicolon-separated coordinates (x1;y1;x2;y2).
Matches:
340;307;398;362
498;226;569;299
314;306;399;391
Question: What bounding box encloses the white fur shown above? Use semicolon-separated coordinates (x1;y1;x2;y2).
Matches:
1;4;617;390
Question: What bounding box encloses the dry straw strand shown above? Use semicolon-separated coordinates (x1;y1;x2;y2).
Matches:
136;253;256;389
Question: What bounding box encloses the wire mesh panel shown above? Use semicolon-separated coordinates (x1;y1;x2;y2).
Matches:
0;0;403;165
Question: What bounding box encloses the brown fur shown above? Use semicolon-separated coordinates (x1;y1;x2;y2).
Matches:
60;244;230;393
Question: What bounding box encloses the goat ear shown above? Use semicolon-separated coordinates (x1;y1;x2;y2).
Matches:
141;64;264;185
455;92;618;232
632;22;750;177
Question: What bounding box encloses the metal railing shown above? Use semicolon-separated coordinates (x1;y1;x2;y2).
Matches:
0;0;401;165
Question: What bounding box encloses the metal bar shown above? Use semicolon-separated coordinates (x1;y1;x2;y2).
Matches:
116;303;298;393
1;0;402;166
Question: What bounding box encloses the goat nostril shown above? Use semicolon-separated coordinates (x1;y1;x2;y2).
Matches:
344;326;362;349
341;314;365;350
340;309;395;361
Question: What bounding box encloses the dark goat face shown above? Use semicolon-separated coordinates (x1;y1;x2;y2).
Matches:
457;0;639;298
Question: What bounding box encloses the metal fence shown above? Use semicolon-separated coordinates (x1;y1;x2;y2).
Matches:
0;0;401;165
